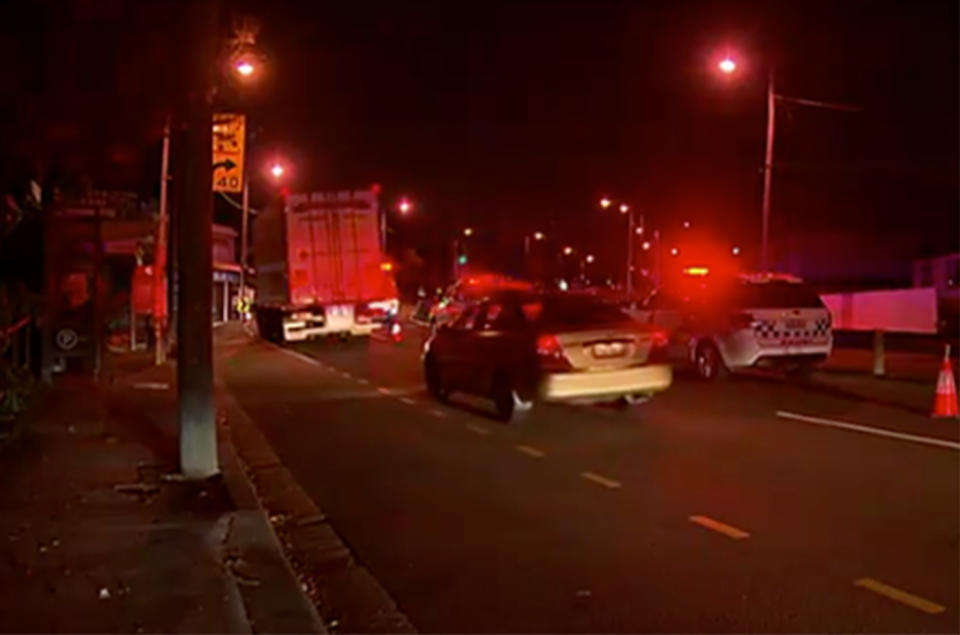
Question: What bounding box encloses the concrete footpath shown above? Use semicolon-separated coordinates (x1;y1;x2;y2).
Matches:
0;351;324;633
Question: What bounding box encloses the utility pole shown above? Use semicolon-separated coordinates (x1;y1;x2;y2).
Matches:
154;116;171;365
239;175;249;306
625;211;635;300
760;67;776;272
177;1;219;479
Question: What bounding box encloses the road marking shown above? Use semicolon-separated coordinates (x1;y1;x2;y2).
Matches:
689;515;750;539
356;378;369;385
777;411;960;451
341;371;352;379
398;397;417;406
132;382;169;390
580;471;622;489
854;578;945;614
465;424;491;436
278;348;322;367
429;408;448;418
515;444;546;458
376;387;391;395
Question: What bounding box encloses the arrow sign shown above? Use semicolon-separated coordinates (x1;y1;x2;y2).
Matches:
212;113;245;193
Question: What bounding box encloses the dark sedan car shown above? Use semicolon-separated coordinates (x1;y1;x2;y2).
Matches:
421;291;673;422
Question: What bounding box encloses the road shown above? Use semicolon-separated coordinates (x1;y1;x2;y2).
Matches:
219;324;959;633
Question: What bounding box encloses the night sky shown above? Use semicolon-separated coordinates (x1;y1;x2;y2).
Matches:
2;0;957;283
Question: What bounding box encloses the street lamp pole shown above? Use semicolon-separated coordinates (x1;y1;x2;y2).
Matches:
761;67;776;271
626;211;635;299
239;174;250;308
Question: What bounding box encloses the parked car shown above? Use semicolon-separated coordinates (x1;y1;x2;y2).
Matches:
422;290;673;422
631;271;833;380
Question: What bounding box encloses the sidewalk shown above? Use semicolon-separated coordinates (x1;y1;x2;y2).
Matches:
0;352;324;633
811;346;958;416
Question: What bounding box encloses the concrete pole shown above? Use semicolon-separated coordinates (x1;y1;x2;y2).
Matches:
177;0;218;480
626;212;634;300
239;176;249;307
873;329;885;377
761;67;776;272
155;116;170;365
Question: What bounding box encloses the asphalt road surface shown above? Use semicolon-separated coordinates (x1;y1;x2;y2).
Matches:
219;325;959;633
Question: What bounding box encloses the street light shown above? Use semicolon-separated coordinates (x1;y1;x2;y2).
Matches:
599;197;612;209
397;198;413;215
533;231;545;241
563;246;574;256
270;163;284;179
585;254;595;264
635;226;644;235
619;203;630;214
235;60;255;77
642;241;651;251
463;227;474;237
682;220;691;229
599;197;642;299
714;52;857;271
670;247;679;256
732;246;741;256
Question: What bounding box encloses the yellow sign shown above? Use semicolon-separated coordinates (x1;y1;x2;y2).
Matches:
212;113;245;192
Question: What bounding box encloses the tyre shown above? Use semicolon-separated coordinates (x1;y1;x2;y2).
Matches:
695;342;728;381
492;373;533;423
424;355;450;403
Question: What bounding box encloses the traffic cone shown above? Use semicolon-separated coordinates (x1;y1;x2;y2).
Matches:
390;320;403;343
932;344;958;418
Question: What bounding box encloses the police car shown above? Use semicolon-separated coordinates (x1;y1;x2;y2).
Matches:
633;270;833;380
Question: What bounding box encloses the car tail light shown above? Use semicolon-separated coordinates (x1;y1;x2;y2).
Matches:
729;312;755;329
537;334;571;371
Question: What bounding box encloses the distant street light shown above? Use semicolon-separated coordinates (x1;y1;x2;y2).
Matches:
641;241;651;251
270;163;284;179
732;246;741;256
585;254;595;264
682;220;691;229
463;227;474;237
635;226;644;235
670;247;679;256
718;57;736;74
619;203;630;214
533;231;545;241
397;198;413;215
563;246;574;256
599;197;612;209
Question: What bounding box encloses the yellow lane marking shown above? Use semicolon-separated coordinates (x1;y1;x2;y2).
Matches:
580;471;622;489
465;424;491;436
854;578;946;615
515;445;546;458
398;397;417;406
429;408;448;418
689;515;750;539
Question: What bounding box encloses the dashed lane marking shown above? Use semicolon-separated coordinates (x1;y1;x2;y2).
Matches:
689;515;750;540
854;578;945;615
465;424;491;436
132;382;170;390
356;378;370;385
376;387;391;395
429;408;448;418
341;371;353;379
580;471;622;489
777;411;960;451
398;397;417;406
515;444;546;458
278;348;323;367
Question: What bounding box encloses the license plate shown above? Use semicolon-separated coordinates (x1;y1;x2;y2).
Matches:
592;342;626;358
785;318;806;330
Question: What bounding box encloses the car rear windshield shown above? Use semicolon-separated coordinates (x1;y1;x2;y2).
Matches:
733;281;825;309
532;296;631;328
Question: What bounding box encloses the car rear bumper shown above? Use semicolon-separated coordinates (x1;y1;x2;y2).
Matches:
539;364;672;402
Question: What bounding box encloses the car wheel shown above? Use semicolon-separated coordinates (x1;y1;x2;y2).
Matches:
695;343;728;381
492;373;533;423
424;355;450;403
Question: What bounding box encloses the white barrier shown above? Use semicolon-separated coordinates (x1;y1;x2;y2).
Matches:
820;287;938;334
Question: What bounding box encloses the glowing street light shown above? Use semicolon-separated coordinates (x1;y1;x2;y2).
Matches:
641;241;651;251
718;57;737;74
235;59;256;78
563;246;574;256
683;220;691;229
635;226;644;235
599;197;612;209
619;203;630;214
585;254;595;264
533;231;545;241
670;247;679;256
732;246;741;256
463;227;474;237
397;198;413;215
270;163;285;179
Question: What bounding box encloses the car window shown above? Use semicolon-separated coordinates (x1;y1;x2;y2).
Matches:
450;303;480;330
734;281;825;309
533;296;630;328
478;302;526;331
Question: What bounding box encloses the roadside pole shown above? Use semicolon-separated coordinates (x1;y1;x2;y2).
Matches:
626;211;634;300
239;175;249;310
154;115;171;365
177;1;219;479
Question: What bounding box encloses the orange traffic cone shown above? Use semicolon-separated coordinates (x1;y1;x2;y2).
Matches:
932;344;958;418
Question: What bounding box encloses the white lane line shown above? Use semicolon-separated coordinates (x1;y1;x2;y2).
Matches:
689;515;751;540
515;444;546;458
278;348;323;367
854;578;945;614
429;408;448;418
398;397;417;406
132;382;170;390
356;378;370;385
376;387;391;395
341;371;353;379
776;410;960;451
465;424;491;436
580;471;622;489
